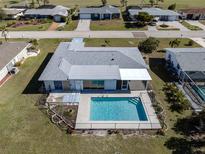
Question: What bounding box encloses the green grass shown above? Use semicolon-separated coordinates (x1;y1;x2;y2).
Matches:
2;0;205;9
57;20;78;31
85;38;201;49
181;21;203;31
90;20;147;31
0;38;201;153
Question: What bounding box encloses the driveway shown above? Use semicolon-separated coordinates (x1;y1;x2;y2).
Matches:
157;21;190;31
191;38;205;47
75;19;90;31
185;20;205;30
148;25;158;31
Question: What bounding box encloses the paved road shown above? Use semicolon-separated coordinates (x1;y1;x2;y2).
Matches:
2;30;205;39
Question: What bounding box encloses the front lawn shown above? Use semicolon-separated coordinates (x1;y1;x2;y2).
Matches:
90;19;148;31
85;38;201;50
0;20;51;31
57;20;78;31
181;21;203;31
0;38;201;153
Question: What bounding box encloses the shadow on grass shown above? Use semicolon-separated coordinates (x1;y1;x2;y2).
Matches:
173;112;205;136
22;53;53;94
164;137;205;154
149;58;173;82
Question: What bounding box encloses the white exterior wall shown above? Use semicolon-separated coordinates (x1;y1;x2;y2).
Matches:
165;51;181;75
168;15;178;21
104;80;117;90
0;45;29;82
44;81;55;91
80;14;91;19
0;67;8;81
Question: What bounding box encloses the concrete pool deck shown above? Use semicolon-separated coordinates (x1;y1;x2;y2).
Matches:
75;91;161;130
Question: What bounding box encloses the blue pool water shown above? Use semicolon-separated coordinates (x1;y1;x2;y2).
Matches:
193;85;205;101
90;97;148;121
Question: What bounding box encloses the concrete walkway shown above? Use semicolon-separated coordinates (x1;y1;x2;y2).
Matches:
75;19;90;31
191;38;205;47
157;21;190;31
148;25;158;31
185;20;205;30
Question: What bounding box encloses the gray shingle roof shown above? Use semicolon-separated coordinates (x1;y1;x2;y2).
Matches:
25;5;69;17
165;48;205;72
0;42;29;70
39;41;147;81
128;8;180;16
79;5;120;14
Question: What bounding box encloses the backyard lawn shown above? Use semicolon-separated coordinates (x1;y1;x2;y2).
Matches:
0;38;201;153
181;21;203;31
2;0;205;9
90;20;148;31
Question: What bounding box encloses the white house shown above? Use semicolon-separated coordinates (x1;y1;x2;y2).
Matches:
24;5;70;22
79;5;120;20
39;38;151;92
2;8;25;19
128;7;180;21
0;42;30;82
165;48;205;79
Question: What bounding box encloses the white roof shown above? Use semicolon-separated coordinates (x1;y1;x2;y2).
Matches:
120;69;152;80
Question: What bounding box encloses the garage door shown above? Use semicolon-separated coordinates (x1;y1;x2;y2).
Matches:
80;14;91;19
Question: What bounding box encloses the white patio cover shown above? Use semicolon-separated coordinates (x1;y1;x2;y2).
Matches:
119;69;152;80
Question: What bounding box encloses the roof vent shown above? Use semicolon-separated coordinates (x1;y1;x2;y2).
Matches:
111;58;114;61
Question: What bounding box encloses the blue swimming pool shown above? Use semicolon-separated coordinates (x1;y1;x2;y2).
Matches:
193;85;205;101
90;97;148;121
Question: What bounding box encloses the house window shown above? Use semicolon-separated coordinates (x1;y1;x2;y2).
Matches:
83;80;104;89
54;81;63;90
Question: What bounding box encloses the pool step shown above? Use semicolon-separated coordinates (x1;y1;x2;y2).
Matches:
129;98;140;105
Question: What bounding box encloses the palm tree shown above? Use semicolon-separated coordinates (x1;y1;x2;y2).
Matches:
101;0;107;6
120;0;128;7
43;0;49;5
1;26;8;42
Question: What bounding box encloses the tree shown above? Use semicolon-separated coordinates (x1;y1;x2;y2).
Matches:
169;39;181;48
0;7;6;20
30;0;35;8
149;0;155;6
120;0;128;7
29;39;39;50
43;0;49;5
101;0;107;6
138;37;159;53
136;12;154;23
168;3;176;10
1;26;8;41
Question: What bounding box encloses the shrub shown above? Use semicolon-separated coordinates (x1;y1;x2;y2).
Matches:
187;40;194;46
168;3;176;10
160;24;169;28
138;37;159;53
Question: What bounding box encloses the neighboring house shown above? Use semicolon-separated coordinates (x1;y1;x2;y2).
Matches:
180;8;205;20
2;8;25;19
165;48;205;80
39;38;151;92
79;5;120;20
0;42;30;82
128;7;180;21
24;5;70;22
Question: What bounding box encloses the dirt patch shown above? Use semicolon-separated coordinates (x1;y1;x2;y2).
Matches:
47;22;60;31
